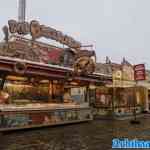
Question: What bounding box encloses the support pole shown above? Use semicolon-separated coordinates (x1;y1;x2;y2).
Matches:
130;81;140;124
18;0;26;22
133;82;137;121
145;88;149;112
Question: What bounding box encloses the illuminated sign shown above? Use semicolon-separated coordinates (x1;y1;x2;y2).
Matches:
134;64;146;81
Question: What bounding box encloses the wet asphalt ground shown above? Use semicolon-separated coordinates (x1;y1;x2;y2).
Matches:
1;115;150;150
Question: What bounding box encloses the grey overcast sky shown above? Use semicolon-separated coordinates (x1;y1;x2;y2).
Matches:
0;0;150;68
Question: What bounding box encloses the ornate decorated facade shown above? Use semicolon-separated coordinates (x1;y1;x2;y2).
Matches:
0;19;112;131
93;57;148;118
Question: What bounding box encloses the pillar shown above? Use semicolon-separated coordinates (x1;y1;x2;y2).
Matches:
145;88;149;112
18;0;26;22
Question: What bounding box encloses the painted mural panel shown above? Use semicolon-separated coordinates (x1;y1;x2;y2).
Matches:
95;87;112;107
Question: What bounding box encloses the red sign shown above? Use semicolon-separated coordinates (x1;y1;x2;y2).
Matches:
134;64;146;81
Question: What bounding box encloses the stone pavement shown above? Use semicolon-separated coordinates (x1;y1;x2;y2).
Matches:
1;115;150;150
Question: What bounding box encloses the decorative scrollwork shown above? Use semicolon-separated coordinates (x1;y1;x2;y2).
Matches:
30;20;42;40
2;26;9;42
74;56;95;75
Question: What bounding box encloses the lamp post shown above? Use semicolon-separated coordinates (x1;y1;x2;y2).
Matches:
130;81;140;124
129;63;146;124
